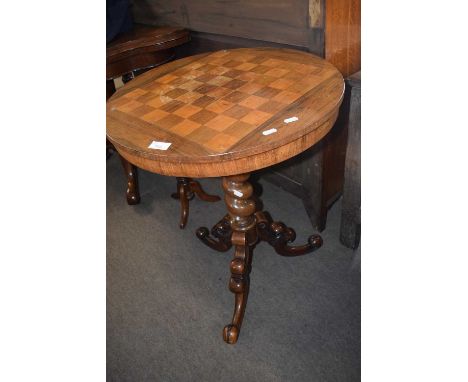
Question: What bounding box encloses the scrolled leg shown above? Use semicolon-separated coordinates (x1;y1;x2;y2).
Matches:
255;211;323;257
171;178;192;229
196;215;232;252
171;177;194;201
223;231;253;344
222;173;257;344
172;178;220;229
119;155;140;205
189;179;221;202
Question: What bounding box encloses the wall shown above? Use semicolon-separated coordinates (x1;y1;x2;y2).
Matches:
132;0;324;54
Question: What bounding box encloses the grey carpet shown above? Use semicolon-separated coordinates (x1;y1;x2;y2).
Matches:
107;154;360;382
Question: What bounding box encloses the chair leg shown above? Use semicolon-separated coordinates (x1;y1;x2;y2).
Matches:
171;178;220;229
106;79;116;101
119;155;141;205
173;178;191;229
189;180;221;202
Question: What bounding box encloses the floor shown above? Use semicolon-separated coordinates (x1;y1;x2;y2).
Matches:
107;153;360;382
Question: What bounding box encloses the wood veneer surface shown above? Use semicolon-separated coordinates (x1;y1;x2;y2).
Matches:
107;48;344;177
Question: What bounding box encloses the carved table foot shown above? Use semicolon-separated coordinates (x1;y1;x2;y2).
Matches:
120;155;141;205
171;178;221;229
224;229;255;344
196;173;323;344
196;215;232;252
256;211;323;256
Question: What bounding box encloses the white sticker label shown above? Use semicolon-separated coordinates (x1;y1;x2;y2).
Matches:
233;190;243;197
148;141;172;150
262;128;277;136
284;116;299;124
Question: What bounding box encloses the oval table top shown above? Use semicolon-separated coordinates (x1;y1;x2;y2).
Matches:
107;48;344;177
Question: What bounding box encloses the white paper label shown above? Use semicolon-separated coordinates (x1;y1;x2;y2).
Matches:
262;128;277;136
148;141;172;150
284;116;299;124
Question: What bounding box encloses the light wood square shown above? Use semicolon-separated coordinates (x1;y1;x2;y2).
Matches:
145;83;173;94
146;95;172;108
140;109;170;123
239;95;269;109
177;91;204;104
235;62;257;71
185;61;205;69
295;64;312;74
206;86;232;99
136;91;160;103
128;104;155;117
237;72;258;82
269;78;294;90
174;104;203;118
207;76;232;86
179;80;204;91
186;126;219;145
261;58;282;67
253;75;276;86
222;121;257;141
207;66;230;76
170;119;202;137
204;115;237;132
209;57;231;66
237;82;264;95
116;99;144;113
264;68;290;78
257;100;285;114
241;110;272;125
182;69;204;79
157;74;179;84
203;133;238;152
273;90;302;104
283;71;304;81
302;75;324;87
288;81;314;93
122;88;149;99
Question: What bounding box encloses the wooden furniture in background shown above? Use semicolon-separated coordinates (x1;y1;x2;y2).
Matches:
106;23;220;226
107;48;344;344
107;24;190;97
340;71;360;249
131;0;361;232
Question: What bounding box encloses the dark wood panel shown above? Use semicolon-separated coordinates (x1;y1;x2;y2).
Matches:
325;0;361;77
174;30;323;60
340;71;360;249
132;0;321;49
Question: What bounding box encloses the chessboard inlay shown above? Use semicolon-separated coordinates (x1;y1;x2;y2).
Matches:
108;48;341;154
